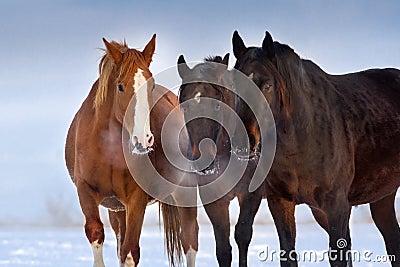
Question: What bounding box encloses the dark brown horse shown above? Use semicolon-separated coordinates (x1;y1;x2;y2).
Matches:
232;30;400;267
177;55;264;267
65;35;198;267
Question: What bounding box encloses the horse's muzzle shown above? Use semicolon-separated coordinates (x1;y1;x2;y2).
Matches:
129;140;153;155
193;160;219;176
232;144;260;161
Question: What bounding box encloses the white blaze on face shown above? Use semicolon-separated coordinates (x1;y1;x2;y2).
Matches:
194;92;201;103
132;69;153;149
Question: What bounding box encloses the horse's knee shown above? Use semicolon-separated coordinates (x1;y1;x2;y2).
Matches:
216;245;232;266
234;222;252;246
85;218;104;244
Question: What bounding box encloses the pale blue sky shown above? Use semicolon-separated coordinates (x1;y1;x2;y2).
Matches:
0;0;399;225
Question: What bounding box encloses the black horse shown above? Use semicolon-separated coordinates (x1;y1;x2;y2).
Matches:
177;54;266;267
232;30;400;267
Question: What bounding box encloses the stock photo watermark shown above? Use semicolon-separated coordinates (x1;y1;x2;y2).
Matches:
257;239;395;263
122;60;277;207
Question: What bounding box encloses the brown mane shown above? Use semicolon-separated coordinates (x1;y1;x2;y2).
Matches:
273;43;309;117
248;45;308;117
94;41;149;108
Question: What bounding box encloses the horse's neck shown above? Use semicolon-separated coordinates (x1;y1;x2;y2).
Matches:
274;67;339;148
91;83;120;130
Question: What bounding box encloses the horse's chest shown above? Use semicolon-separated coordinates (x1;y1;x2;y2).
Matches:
265;167;299;201
266;149;347;205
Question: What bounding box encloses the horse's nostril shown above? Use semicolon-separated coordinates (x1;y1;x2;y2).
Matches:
148;135;153;144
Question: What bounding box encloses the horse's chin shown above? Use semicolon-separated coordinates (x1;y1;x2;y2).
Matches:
193;160;219;176
195;166;219;176
130;147;153;155
129;142;154;155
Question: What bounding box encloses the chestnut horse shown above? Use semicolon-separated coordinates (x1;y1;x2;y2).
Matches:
232;30;400;267
65;35;198;267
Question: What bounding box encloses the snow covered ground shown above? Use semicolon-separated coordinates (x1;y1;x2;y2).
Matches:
0;220;393;267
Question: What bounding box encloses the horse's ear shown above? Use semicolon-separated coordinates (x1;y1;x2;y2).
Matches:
232;31;247;59
262;31;276;63
103;38;123;65
142;34;156;65
221;53;230;66
177;55;190;79
213;56;222;62
216;53;230;77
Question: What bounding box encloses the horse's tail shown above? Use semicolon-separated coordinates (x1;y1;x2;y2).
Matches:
161;198;182;267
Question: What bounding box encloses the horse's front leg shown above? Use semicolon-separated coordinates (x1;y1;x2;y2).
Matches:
311;207;353;267
201;194;232;267
76;179;105;267
322;194;351;267
234;192;262;267
120;190;147;267
267;195;297;267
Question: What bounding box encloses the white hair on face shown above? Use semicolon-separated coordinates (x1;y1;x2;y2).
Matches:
248;72;254;80
194;92;201;103
132;69;150;139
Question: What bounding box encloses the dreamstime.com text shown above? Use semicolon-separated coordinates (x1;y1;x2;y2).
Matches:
257;246;395;263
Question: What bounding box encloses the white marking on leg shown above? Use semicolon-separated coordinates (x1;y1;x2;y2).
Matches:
91;240;105;267
124;252;136;267
117;232;122;265
185;246;197;267
132;69;152;147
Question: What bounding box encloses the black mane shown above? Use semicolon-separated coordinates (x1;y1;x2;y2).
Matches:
204;55;223;63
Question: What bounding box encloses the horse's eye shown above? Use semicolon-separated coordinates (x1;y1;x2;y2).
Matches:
264;84;272;91
118;84;124;92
